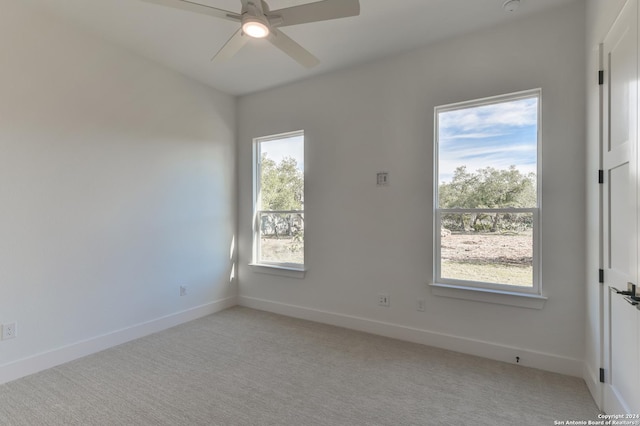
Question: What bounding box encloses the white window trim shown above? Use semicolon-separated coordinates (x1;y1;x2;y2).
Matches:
433;89;544;306
429;283;547;310
248;263;306;279
252;130;305;277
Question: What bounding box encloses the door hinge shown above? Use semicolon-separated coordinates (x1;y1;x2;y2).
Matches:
600;368;605;383
599;269;604;283
598;170;604;184
598;70;604;85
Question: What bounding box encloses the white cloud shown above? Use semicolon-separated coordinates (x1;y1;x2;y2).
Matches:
439;98;538;133
438;143;537;182
441;132;507;140
437;97;538;182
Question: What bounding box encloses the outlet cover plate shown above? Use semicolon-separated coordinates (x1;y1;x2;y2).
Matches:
378;294;390;307
376;172;389;186
2;322;17;340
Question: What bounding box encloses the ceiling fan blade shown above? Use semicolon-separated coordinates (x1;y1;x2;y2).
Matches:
267;29;319;68
140;0;241;22
268;0;359;28
212;29;248;63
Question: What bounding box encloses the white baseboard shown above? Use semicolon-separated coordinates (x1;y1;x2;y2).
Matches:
604;385;631;414
239;296;583;377
0;296;237;385
583;363;603;410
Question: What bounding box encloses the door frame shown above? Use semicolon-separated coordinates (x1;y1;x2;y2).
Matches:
600;0;640;414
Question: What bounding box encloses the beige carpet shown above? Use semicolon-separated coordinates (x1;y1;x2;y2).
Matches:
0;307;599;425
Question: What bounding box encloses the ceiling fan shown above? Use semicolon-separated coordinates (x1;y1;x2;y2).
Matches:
141;0;360;68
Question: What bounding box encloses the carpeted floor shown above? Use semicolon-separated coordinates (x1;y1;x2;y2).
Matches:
0;306;599;425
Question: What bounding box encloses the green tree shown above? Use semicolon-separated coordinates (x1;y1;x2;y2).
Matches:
440;165;535;209
260;154;303;210
438;166;480;209
260;154;304;239
474;166;536;209
439;166;536;232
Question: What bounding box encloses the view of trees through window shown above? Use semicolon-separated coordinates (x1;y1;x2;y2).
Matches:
255;133;304;267
436;92;539;289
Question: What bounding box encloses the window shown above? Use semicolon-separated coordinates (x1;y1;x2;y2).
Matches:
253;131;304;271
434;90;541;296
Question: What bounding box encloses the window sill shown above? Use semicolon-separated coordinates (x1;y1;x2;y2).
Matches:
429;283;547;309
249;263;306;279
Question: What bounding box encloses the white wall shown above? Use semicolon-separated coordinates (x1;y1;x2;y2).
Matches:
238;1;586;376
585;0;630;409
0;1;236;381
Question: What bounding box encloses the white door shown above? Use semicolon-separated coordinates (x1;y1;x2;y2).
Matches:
602;0;640;414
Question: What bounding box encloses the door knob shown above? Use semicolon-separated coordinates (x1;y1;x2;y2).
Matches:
616;283;636;296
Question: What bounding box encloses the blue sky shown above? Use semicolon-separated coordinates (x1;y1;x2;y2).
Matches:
260;134;304;171
438;97;538;183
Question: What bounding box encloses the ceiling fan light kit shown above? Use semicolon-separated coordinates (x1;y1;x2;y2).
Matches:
242;18;269;38
142;0;360;67
241;1;270;38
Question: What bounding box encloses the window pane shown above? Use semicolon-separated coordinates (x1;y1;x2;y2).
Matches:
440;212;533;287
259;136;304;211
255;132;304;268
438;97;538;208
259;212;304;264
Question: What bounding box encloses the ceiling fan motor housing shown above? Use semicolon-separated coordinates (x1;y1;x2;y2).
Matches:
243;1;266;19
503;0;520;12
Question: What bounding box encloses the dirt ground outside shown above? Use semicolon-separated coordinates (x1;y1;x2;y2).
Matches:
260;237;304;264
441;232;533;287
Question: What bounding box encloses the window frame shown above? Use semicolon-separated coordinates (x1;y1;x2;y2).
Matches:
433;89;542;297
252;130;305;273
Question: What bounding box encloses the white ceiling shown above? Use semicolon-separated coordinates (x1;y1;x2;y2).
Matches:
25;0;577;95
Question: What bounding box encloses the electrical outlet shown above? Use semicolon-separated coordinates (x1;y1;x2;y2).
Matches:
417;299;426;312
376;172;389;186
378;294;390;307
180;285;187;297
2;322;17;340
